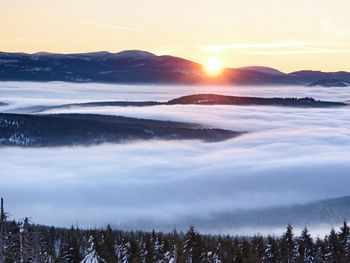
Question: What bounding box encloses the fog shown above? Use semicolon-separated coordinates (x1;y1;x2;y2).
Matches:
1;81;349;111
1;81;350;235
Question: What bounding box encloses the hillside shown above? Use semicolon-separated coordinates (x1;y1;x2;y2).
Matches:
166;94;346;107
0;113;241;146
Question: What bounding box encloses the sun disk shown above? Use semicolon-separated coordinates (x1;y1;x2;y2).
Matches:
204;58;223;76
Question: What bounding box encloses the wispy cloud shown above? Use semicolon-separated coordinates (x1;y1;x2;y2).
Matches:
248;49;350;56
0;37;42;44
200;40;345;53
200;40;350;56
78;20;141;32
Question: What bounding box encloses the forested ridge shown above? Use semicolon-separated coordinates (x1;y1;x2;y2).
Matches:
1;199;350;262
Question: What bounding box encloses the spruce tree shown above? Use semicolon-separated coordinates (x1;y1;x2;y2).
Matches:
184;226;201;263
280;224;296;263
80;235;106;263
170;229;184;263
297;227;314;263
100;225;118;262
339;221;350;261
61;226;82;263
314;237;326;263
252;234;265;262
263;235;279;263
325;228;342;262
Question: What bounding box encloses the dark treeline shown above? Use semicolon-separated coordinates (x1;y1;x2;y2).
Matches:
1;200;350;262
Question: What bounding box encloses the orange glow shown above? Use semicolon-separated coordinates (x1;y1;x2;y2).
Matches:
204;58;223;76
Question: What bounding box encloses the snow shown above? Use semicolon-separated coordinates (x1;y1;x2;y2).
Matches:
81;237;106;263
114;50;157;60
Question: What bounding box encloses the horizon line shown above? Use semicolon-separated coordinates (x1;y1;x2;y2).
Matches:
1;49;350;74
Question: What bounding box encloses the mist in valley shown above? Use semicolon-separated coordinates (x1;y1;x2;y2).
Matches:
1;81;350;235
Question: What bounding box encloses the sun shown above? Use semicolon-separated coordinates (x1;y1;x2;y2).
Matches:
204;57;223;76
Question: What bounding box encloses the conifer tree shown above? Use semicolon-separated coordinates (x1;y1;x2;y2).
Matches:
98;225;118;262
339;221;350;261
325;228;342;262
118;238;131;263
297;227;314;263
280;224;296;263
80;235;106;263
183;226;201;263
61;226;82;263
314;237;326;263
169;229;183;263
217;235;235;262
252;234;265;262
263;235;279;263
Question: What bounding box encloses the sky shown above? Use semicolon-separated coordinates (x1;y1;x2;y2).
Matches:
1;0;350;72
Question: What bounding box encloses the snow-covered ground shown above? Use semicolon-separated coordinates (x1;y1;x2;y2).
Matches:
1;81;350;235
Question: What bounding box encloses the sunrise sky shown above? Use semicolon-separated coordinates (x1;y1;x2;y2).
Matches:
1;0;350;72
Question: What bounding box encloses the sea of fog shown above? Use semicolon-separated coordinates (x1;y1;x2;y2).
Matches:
1;81;350;235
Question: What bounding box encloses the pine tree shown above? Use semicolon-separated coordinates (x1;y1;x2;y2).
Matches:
80;236;106;263
263;235;279;263
183;226;201;263
339;221;350;261
169;229;183;263
325;228;342;262
61;226;82;263
252;234;265;262
144;234;153;263
129;236;140;263
0;198;6;262
280;224;296;263
19;217;51;263
217;235;235;262
153;235;165;262
233;236;243;262
96;226;118;262
314;237;326;263
117;238;131;263
296;227;314;263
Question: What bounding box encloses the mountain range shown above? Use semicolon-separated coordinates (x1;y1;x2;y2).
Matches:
1;50;350;86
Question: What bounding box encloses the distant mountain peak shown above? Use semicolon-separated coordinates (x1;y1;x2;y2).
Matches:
76;51;112;56
114;50;157;59
238;66;285;75
33;51;57;56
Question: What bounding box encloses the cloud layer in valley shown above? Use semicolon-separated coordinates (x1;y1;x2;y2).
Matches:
1;82;350;235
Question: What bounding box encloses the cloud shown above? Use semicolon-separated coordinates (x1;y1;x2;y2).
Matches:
247;49;350;55
78;20;141;32
0;37;42;44
1;82;350;234
200;40;339;52
200;40;350;56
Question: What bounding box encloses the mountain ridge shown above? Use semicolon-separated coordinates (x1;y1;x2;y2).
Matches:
1;50;350;86
0;113;242;146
